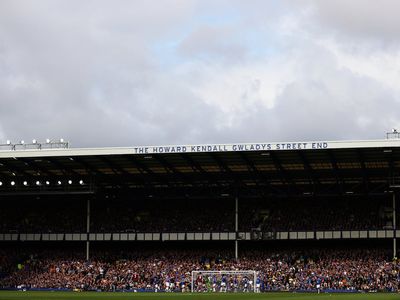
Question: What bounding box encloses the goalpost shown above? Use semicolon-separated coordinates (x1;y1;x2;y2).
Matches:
191;270;257;293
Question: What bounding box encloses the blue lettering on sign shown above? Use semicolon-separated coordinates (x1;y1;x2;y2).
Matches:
151;146;188;153
232;144;271;151
312;142;328;149
134;147;149;154
135;142;329;154
278;143;309;150
188;145;231;152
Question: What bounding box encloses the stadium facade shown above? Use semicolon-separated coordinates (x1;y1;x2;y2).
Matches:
0;138;399;261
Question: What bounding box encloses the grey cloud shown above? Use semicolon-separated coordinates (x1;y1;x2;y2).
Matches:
192;41;400;144
308;0;400;45
210;73;399;144
0;0;399;148
0;0;217;147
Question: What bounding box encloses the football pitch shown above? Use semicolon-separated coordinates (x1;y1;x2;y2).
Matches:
0;292;399;300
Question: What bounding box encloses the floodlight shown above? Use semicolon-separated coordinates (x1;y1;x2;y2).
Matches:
46;139;50;143
68;180;72;185
57;180;62;185
0;181;2;186
79;180;84;185
11;181;15;186
20;140;24;144
60;138;64;143
36;181;41;186
45;181;50;185
32;139;37;144
6;140;11;145
23;181;28;186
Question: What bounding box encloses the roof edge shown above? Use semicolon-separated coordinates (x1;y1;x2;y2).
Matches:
0;138;399;159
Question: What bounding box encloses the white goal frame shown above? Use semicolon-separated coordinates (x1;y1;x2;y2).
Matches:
191;270;257;293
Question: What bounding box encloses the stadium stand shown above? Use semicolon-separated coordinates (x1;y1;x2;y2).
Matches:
0;139;400;292
0;243;399;292
0;195;394;233
0;197;86;233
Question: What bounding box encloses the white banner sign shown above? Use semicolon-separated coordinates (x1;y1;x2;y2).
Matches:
133;142;330;154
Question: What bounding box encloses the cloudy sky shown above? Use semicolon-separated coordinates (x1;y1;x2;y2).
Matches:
0;0;399;147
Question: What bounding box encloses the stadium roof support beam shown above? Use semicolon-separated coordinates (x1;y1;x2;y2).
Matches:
124;156;173;188
99;158;118;175
238;152;258;175
327;150;344;194
0;159;32;178
73;157;103;176
210;153;232;174
238;153;260;192
210;153;244;192
94;156;152;188
297;151;320;192
46;158;80;177
153;155;180;175
356;149;369;194
0;161;19;178
238;152;274;195
126;156;154;176
99;156;129;176
153;155;192;186
17;158;55;177
179;153;207;174
386;150;398;187
269;152;294;194
97;157;135;189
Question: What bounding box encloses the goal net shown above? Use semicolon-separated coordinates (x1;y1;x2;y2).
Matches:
191;270;258;293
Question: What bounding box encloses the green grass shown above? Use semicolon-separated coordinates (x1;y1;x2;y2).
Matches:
0;292;399;300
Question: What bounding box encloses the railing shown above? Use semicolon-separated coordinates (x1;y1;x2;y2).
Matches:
0;229;398;242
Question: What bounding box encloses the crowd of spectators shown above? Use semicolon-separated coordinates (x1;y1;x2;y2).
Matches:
91;197;234;232
0;247;399;292
0;197;85;233
250;197;389;231
0;196;395;233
